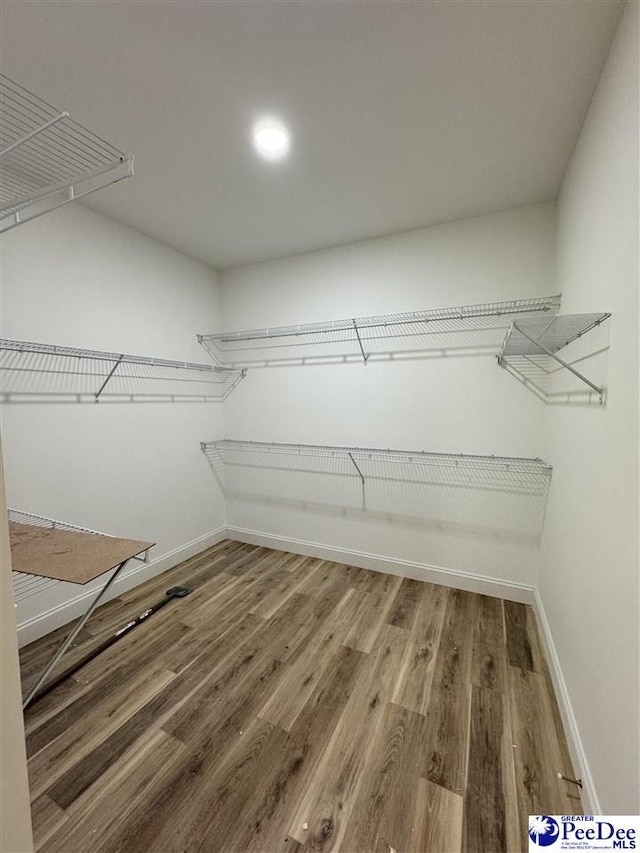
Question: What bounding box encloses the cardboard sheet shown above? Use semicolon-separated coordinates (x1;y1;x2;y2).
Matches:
9;521;154;585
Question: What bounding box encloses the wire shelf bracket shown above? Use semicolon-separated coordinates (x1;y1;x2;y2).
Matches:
0;73;134;233
197;295;563;368
0;338;246;403
498;313;611;404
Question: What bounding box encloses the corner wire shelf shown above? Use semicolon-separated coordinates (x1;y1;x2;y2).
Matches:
197;295;563;368
202;438;552;494
0;339;246;403
0;73;133;233
10;508;151;603
498;312;611;404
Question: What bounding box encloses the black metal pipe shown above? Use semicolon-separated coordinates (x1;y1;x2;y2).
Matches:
26;586;192;706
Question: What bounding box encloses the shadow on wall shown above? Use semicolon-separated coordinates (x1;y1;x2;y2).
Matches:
201;442;552;547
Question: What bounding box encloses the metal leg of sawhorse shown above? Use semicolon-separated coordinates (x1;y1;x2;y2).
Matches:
22;558;130;710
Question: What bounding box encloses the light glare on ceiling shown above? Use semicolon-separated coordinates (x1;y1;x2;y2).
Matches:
252;118;291;161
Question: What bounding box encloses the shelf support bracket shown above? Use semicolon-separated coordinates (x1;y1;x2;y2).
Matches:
510;322;605;402
348;452;366;511
347;452;365;486
352;319;368;364
95;355;124;401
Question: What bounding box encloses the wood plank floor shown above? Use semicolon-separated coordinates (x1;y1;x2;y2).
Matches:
20;540;582;852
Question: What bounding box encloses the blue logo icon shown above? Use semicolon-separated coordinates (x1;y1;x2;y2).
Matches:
529;816;560;846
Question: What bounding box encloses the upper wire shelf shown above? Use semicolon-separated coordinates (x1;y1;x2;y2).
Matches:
198;295;563;367
498;312;611;404
0;74;133;233
0;338;246;403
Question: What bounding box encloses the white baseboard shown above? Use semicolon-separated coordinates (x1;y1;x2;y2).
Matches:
225;525;536;604
533;589;600;814
17;525;535;647
16;526;227;647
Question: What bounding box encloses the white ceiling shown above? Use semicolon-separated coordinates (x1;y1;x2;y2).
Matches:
1;1;624;269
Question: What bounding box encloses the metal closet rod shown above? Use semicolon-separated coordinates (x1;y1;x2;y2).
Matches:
2;157;133;217
9;507;120;536
198;295;562;344
202;439;552;474
0;158;134;232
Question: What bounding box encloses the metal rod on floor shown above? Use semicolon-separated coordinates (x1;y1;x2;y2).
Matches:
23;586;193;708
511;322;604;399
22;559;130;709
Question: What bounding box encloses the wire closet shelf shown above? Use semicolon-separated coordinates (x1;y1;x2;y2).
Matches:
0;73;133;232
498;312;611;403
10;508;151;603
198;295;563;367
202;438;552;496
0;339;246;403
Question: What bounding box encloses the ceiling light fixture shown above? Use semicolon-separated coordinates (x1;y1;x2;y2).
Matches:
252;117;291;162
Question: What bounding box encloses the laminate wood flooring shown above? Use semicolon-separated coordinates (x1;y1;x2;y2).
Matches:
20;540;582;852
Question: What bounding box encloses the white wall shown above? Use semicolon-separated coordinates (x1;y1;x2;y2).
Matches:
1;204;226;643
538;0;639;813
220;203;556;593
0;437;33;852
